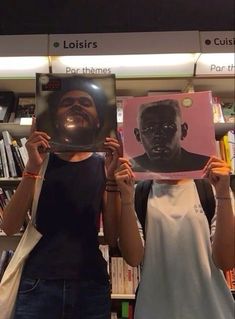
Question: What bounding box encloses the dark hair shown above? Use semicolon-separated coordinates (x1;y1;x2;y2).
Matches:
138;99;182;124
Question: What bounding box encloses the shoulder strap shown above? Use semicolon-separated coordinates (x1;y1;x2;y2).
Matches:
31;154;49;224
194;179;215;227
134;180;153;239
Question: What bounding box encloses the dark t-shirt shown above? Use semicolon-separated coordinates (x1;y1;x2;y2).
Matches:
23;153;108;283
131;148;210;172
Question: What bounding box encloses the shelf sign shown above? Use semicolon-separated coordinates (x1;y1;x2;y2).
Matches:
50;54;197;78
196;53;235;76
200;31;235;53
49;31;200;55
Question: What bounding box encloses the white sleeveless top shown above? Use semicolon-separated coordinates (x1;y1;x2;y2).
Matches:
135;180;234;319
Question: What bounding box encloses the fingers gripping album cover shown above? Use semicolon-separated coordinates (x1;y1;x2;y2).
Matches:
35;73;117;152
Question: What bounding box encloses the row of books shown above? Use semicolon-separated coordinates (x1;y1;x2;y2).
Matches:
0;91;35;124
111;300;134;319
216;130;235;174
224;268;235;291
99;245;140;295
0;187;15;211
212;97;234;124
0;131;28;178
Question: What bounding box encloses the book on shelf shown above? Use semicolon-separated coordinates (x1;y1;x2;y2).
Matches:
18;137;29;167
0;151;4;177
116;96;134;124
13;94;35;124
2;131;17;177
121;300;134;319
219;131;235;173
0;187;9;209
224;268;235;290
0;139;10;178
110;256;140;295
11;140;25;176
0;91;15;123
212;96;225;123
227;130;235;174
111;256;118;294
0;132;28;178
221;101;235;124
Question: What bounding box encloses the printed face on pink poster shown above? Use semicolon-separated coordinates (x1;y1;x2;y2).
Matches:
123;91;216;180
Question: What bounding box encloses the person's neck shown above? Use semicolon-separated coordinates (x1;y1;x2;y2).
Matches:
155;179;191;185
56;152;92;162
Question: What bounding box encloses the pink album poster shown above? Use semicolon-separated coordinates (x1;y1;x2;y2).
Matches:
123;91;217;180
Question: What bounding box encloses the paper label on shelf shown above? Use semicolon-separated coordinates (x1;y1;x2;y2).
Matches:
50;55;196;77
196;53;235;76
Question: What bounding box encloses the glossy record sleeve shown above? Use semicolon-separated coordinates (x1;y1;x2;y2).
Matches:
35;73;117;152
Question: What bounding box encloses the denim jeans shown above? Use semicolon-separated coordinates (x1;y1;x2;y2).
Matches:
13;276;111;319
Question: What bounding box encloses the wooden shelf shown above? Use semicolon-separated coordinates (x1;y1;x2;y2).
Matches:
111;294;135;300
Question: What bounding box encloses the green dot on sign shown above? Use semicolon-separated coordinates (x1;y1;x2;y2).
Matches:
53;42;60;48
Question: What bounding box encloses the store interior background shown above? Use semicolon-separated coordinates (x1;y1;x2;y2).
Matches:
0;0;234;35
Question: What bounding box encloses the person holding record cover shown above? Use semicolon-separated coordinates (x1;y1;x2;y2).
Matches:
36;75;116;152
131;99;210;172
1;118;124;319
115;156;235;319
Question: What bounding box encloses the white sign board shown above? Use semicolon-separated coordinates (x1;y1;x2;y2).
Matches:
196;53;235;76
49;31;200;55
200;31;235;53
0;35;49;56
50;54;197;78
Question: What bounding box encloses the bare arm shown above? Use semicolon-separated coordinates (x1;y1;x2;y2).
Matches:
115;159;144;267
101;137;122;246
1;128;51;235
204;156;235;271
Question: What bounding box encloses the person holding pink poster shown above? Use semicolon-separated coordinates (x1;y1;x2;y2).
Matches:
115;156;235;319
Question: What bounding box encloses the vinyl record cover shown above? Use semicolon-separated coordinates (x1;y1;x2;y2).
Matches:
123;91;216;180
36;73;117;152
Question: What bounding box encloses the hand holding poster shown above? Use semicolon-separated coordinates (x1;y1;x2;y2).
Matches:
35;73;117;152
123;91;216;179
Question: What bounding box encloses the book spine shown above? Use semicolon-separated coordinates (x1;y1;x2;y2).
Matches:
0;151;4;177
111;257;118;294
2;131;17;177
123;259;134;294
11;140;25;175
0;139;9;178
117;257;124;294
